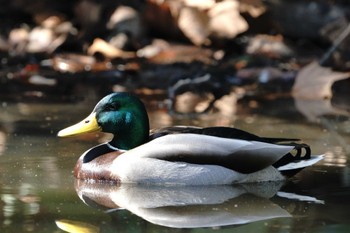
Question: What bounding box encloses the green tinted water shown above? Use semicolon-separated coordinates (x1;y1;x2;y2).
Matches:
0;95;350;233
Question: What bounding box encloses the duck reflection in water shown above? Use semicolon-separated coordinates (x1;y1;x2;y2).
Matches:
56;181;324;231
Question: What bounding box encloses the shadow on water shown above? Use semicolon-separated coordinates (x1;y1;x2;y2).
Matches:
0;88;350;232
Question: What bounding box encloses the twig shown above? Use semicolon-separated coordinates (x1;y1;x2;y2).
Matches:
319;23;350;66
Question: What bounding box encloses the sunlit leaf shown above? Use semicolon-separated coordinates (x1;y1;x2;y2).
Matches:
178;7;210;46
208;0;248;38
87;38;135;58
292;61;350;100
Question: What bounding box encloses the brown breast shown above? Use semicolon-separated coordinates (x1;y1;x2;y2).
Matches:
74;150;124;183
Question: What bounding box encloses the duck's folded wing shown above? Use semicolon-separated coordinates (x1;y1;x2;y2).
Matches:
126;134;295;174
150;126;300;143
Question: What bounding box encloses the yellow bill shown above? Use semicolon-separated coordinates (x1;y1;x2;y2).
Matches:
57;112;101;137
55;219;99;233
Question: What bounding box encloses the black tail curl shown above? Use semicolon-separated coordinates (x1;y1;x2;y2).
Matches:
272;143;311;169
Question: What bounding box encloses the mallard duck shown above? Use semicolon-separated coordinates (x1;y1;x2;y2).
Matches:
58;92;323;185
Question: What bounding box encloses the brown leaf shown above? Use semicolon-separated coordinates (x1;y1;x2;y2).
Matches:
208;0;248;39
87;38;135;59
239;0;266;18
178;7;210;46
292;61;350;100
183;0;216;10
106;6;142;38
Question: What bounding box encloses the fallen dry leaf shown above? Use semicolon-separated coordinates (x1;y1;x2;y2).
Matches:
214;91;237;117
183;0;216;10
87;38;135;58
178;7;210;46
246;34;292;58
239;0;266;18
208;0;248;39
106;6;142;39
292;61;350;100
174;91;214;113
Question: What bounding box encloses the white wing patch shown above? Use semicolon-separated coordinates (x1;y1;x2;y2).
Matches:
277;155;324;171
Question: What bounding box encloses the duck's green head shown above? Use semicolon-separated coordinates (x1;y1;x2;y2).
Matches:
58;93;150;150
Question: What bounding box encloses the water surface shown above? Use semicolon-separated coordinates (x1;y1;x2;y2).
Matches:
0;94;350;233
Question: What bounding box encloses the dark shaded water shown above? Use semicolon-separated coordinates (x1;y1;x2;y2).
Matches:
1;93;350;233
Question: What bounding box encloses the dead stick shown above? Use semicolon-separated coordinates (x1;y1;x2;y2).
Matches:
319;23;350;65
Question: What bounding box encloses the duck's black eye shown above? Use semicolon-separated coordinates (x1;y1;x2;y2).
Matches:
104;103;119;111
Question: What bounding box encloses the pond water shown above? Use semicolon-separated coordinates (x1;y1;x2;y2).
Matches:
0;91;350;233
